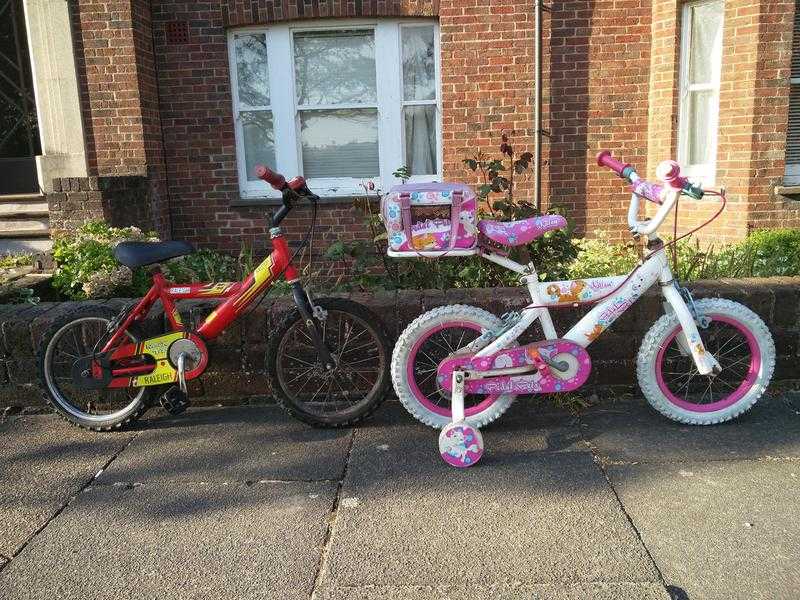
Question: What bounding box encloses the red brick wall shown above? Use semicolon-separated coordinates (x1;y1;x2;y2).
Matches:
646;0;800;244
150;1;436;259
68;0;798;260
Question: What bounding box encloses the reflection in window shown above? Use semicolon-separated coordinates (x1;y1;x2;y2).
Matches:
300;109;379;179
235;33;269;107
294;30;376;106
241;112;275;181
234;33;274;181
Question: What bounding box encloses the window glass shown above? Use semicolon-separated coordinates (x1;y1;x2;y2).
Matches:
688;4;723;85
687;90;713;166
300;109;379;178
402;26;436;101
241;112;275;181
294;30;376;106
680;1;723;178
404;105;437;175
235;33;269;107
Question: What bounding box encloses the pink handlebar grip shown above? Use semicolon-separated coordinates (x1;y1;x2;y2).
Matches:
655;160;687;189
254;164;286;190
596;150;632;178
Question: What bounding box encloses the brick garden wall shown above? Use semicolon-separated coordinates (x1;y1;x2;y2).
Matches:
1;277;798;410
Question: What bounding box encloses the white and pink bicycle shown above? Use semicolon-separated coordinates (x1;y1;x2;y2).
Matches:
384;151;775;467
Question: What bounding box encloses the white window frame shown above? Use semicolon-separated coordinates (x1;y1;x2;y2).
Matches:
677;0;724;186
227;19;442;200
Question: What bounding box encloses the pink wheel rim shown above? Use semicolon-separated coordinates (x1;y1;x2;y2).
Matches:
406;321;502;418
655;314;761;413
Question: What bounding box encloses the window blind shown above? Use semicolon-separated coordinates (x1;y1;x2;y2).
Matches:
786;4;800;170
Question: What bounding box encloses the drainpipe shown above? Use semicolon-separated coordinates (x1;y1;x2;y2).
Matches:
534;1;546;212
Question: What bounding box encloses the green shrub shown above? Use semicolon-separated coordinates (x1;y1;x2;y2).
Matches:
52;221;158;300
52;222;242;300
565;232;639;279
0;253;34;270
162;248;238;283
739;228;800;277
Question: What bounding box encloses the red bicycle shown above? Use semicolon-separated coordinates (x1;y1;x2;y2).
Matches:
37;166;390;431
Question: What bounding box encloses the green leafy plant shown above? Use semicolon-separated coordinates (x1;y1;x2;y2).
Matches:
566;232;639;279
162;248;238;283
0;253;34;270
52;221;158;300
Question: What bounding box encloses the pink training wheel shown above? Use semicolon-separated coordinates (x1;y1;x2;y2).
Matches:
439;422;484;468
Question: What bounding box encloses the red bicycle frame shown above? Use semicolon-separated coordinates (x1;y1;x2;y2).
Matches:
98;231;299;383
88;165;327;391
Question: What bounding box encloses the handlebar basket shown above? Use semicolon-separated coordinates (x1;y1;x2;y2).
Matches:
381;183;478;258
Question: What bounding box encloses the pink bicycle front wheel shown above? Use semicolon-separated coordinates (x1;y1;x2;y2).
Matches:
637;298;775;424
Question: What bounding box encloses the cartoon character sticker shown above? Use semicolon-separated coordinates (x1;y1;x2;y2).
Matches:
439;425;482;467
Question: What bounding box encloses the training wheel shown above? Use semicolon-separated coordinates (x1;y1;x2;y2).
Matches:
438;422;484;468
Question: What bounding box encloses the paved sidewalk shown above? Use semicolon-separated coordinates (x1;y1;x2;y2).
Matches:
0;395;798;600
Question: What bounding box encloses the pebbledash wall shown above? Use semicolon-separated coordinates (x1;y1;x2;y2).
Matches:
1;277;798;409
47;0;800;260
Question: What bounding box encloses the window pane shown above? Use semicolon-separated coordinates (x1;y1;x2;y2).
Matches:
687;90;713;165
300;109;379;178
235;34;269;107
688;2;723;85
241;111;275;181
404;105;437;175
402;26;436;101
294;30;376;106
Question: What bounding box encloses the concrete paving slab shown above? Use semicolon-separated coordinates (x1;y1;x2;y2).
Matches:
316;582;671;599
580;397;800;464
608;460;800;600
321;403;659;588
99;405;353;484
0;415;136;557
0;481;336;600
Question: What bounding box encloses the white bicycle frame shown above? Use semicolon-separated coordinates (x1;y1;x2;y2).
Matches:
473;183;721;376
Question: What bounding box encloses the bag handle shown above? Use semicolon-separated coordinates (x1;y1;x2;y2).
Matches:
399;192;414;247
448;190;463;249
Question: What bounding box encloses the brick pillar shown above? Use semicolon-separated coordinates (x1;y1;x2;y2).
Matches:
53;0;170;237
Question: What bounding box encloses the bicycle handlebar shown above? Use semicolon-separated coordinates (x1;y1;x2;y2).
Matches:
255;165;286;190
596;150;633;180
596;149;710;238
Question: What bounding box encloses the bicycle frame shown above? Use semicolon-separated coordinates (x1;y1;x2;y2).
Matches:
98;229;300;382
474;242;720;376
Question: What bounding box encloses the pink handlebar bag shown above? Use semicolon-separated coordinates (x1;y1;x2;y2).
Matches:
381;183;478;256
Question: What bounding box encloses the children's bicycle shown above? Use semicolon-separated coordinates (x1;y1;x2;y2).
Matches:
38;167;390;431
386;151;775;467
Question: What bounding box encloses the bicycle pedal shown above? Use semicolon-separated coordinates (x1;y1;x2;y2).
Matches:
160;386;191;415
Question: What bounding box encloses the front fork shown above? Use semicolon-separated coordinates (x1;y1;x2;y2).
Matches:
290;281;336;369
661;281;721;376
